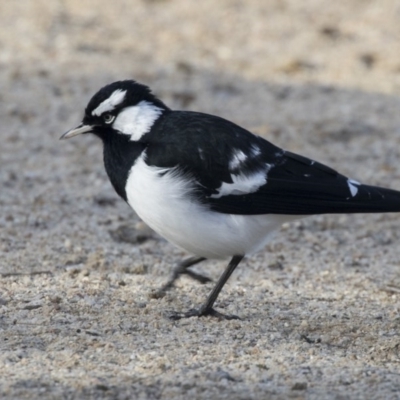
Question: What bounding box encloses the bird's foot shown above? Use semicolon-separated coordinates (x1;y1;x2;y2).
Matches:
157;270;211;296
184;270;212;285
168;307;240;321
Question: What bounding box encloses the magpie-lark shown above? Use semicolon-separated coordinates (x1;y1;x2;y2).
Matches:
61;80;400;319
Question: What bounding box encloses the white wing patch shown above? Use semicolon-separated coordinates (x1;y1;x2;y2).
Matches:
347;179;360;197
211;165;272;199
112;101;163;141
198;148;205;161
229;149;247;170
250;145;261;157
92;89;127;116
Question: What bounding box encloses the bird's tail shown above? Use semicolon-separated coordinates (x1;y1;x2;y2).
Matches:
290;183;400;215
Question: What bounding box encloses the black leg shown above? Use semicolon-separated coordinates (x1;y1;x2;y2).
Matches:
169;255;244;320
159;256;208;294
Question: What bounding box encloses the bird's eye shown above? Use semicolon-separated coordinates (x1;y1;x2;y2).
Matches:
103;113;115;124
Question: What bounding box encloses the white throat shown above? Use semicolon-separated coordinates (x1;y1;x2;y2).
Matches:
112;101;163;141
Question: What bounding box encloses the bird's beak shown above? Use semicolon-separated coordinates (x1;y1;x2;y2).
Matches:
60;124;93;140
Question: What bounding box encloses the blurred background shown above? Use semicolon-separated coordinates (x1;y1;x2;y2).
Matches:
2;1;400;398
2;0;400;92
3;0;400;173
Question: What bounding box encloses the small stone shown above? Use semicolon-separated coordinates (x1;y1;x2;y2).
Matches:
49;296;62;304
95;384;109;391
0;297;9;306
213;369;236;382
22;303;42;310
268;261;284;270
123;264;148;275
94;195;117;206
291;382;308;390
109;223;153;244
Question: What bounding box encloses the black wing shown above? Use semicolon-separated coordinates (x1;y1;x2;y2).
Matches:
145;111;400;215
208;150;400;215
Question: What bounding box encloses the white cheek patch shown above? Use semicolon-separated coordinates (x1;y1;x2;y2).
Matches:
229;149;247;170
112;101;163;141
211;165;272;198
92;89;127;116
347;179;360;197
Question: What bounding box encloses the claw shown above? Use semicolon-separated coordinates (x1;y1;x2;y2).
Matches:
168;307;240;321
158;257;209;294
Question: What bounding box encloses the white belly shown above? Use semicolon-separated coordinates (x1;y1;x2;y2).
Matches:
125;155;299;259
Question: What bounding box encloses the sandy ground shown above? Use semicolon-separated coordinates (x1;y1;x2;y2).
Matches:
1;1;400;399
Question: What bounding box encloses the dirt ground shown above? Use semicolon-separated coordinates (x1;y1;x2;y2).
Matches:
1;1;400;399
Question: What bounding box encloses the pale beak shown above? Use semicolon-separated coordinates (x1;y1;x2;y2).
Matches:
60;124;93;140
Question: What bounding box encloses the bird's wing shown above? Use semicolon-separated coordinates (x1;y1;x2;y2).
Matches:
145;111;400;215
206;150;400;215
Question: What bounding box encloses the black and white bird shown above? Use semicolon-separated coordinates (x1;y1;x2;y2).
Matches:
61;80;400;319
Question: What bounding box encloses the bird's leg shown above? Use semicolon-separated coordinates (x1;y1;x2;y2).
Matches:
159;256;208;294
169;255;244;320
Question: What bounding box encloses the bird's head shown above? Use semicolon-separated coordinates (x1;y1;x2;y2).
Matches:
61;80;169;142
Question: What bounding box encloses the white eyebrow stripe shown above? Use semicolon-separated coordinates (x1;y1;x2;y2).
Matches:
92;89;127;116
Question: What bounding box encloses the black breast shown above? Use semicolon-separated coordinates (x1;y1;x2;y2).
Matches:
102;134;146;201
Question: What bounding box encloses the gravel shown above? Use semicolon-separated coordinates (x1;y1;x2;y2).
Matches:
1;1;400;398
